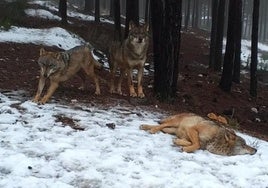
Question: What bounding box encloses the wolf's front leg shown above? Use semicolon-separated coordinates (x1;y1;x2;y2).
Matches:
137;66;145;98
39;81;59;104
109;69;116;94
128;69;137;97
33;75;46;103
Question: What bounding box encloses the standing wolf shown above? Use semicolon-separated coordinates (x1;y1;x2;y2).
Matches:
33;45;102;104
109;21;149;98
140;113;257;156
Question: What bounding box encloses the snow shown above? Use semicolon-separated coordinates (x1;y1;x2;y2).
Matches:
0;1;268;187
0;27;84;50
0;91;268;188
25;9;61;21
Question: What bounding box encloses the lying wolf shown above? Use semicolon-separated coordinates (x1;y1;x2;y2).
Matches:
108;21;149;98
33;45;102;104
140;113;257;156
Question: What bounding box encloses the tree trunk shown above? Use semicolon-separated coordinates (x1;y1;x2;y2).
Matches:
219;0;236;92
233;0;242;83
113;0;121;41
110;0;114;19
95;0;100;23
250;0;260;97
125;0;139;38
151;0;182;100
214;0;225;71
209;0;219;69
145;0;150;23
184;0;191;30
59;0;67;25
84;0;94;14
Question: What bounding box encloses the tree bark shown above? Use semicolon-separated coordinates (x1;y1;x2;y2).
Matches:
184;0;191;30
219;0;236;92
95;0;100;23
151;0;182;100
84;0;94;14
214;0;225;71
250;0;260;97
113;0;121;41
59;0;67;25
233;0;242;83
209;0;219;69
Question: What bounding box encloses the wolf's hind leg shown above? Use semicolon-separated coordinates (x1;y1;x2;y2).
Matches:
173;138;192;147
162;128;177;135
140;124;156;131
83;63;100;95
182;128;201;153
77;70;86;90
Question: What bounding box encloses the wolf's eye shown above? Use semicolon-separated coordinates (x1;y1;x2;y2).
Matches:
49;63;56;68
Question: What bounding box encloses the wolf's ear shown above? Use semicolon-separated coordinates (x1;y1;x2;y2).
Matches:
144;23;149;32
129;21;136;30
224;129;236;143
40;48;46;56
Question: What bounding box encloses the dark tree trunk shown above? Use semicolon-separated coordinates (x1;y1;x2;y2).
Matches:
192;0;197;28
219;0;236;92
84;0;94;14
184;0;191;30
214;0;225;71
125;0;139;38
113;0;121;41
209;0;219;68
250;0;260;97
110;0;114;19
95;0;100;23
151;0;182;100
145;0;150;23
59;0;67;25
233;0;242;83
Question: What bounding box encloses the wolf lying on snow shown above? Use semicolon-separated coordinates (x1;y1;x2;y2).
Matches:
140;113;257;156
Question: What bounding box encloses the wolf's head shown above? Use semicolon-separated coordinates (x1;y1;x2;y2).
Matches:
225;131;257;155
127;21;149;51
38;48;65;78
207;129;257;156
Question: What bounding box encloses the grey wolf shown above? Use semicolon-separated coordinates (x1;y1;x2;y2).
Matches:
108;21;149;98
140;113;257;156
33;45;102;104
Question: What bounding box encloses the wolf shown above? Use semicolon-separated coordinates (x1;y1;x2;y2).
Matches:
33;45;102;104
140;113;257;156
108;21;149;98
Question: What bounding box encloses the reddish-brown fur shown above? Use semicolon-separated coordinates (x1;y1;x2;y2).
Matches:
140;113;257;156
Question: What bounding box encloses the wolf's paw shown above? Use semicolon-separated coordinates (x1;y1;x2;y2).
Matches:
139;124;150;130
32;99;39;103
109;88;115;94
149;128;159;134
130;92;137;97
117;90;123;95
95;90;101;95
138;92;145;98
78;86;85;90
38;100;46;105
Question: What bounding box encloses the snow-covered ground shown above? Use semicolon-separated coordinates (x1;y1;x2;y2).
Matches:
0;90;268;188
0;1;268;187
